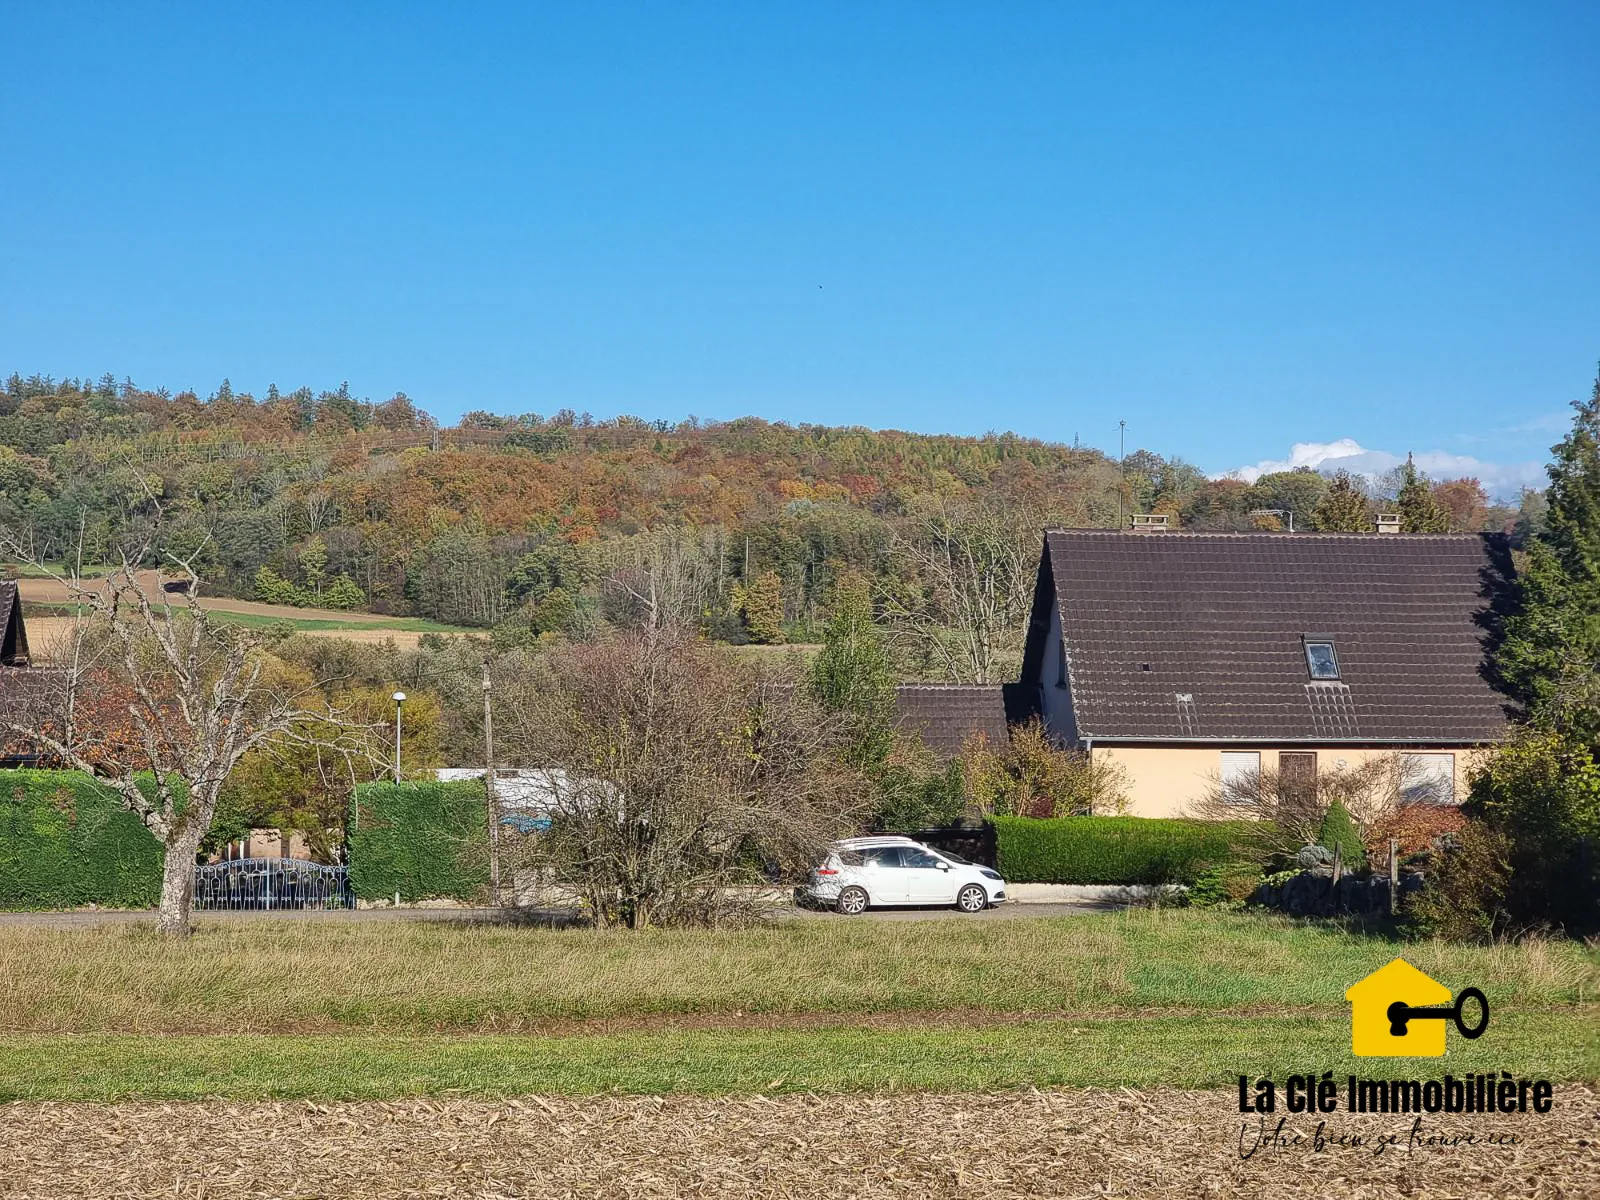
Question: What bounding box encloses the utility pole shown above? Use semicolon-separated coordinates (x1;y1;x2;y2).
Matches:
482;658;501;905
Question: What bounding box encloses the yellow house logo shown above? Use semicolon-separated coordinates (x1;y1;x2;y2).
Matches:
1345;959;1490;1057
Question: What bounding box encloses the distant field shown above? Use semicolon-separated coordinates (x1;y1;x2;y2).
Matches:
10;569;482;650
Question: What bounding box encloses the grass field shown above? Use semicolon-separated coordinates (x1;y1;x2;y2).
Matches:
20;598;476;636
0;909;1594;1100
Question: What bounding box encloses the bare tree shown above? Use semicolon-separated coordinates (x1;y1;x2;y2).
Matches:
880;502;1036;683
498;627;866;927
1186;754;1428;858
598;526;726;637
0;534;366;935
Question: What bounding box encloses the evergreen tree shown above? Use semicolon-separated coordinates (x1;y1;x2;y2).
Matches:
807;573;896;774
1394;456;1451;532
1497;368;1600;730
1311;470;1372;532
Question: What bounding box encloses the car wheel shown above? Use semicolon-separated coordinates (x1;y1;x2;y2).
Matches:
835;886;869;915
956;884;988;913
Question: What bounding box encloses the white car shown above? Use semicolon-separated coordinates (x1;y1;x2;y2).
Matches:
800;835;1008;915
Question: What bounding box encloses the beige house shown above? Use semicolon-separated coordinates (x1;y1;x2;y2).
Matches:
1014;528;1514;817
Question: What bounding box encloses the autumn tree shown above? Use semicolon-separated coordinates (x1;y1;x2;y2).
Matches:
1311;470;1373;532
733;569;786;644
1430;477;1490;533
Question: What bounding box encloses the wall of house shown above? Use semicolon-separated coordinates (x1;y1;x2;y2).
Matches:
1038;605;1078;745
1092;744;1489;819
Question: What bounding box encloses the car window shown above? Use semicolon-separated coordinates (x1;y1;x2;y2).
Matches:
902;849;942;868
863;847;904;868
835;850;864;866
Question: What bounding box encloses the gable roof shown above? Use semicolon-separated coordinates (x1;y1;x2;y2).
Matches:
0;583;29;668
893;684;1038;756
1021;530;1513;745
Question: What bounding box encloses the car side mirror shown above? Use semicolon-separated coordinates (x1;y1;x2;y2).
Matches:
937;862;950;871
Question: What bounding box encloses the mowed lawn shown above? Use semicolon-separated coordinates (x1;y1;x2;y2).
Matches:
0;908;1595;1099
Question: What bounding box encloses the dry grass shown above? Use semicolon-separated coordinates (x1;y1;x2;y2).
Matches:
1;1087;1594;1199
0;909;1593;1036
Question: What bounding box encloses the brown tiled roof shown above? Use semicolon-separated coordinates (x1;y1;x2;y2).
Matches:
1024;530;1514;744
894;684;1037;755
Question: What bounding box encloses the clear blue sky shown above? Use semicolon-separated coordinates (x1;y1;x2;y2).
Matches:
3;2;1596;493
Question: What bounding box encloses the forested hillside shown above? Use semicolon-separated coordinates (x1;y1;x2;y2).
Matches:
1;374;1527;678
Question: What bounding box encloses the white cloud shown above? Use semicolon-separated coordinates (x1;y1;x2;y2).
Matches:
1225;439;1544;500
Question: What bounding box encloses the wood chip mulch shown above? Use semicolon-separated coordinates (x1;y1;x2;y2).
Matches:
1;1086;1595;1199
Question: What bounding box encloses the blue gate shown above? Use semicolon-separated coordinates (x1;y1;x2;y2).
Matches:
193;857;353;910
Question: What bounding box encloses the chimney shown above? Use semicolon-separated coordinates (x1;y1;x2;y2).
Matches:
1128;513;1170;533
1375;513;1401;534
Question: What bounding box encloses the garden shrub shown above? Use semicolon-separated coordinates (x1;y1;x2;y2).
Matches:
1188;860;1266;909
1405;820;1512;943
0;770;163;908
349;780;489;902
1316;800;1366;870
994;815;1264;885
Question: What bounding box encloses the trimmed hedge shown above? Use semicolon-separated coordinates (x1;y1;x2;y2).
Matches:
349;780;489;902
0;770;164;908
994;815;1264;885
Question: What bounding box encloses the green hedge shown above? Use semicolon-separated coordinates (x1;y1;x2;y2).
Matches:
349;781;489;902
0;770;164;908
995;815;1265;885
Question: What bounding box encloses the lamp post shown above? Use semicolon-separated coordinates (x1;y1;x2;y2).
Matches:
391;691;406;783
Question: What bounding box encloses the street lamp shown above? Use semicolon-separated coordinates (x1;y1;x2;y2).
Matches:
391;691;406;783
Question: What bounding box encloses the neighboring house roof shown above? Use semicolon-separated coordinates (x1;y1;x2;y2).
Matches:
1020;530;1514;745
0;583;30;668
893;684;1038;756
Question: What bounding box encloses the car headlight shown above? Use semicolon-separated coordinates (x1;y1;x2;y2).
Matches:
980;868;1003;881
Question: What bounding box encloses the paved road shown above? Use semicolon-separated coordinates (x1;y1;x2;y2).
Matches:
0;901;1106;929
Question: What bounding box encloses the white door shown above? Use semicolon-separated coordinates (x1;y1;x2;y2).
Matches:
900;847;958;904
860;846;909;903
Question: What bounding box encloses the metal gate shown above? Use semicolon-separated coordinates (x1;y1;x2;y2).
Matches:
193;857;353;911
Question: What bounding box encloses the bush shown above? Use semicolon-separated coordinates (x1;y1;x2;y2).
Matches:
1316;800;1366;871
1466;728;1600;934
962;720;1129;817
1405;821;1513;942
0;770;163;908
994;815;1264;885
348;780;489;902
1188;860;1266;909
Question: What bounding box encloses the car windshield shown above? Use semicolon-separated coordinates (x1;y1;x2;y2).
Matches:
938;850;973;865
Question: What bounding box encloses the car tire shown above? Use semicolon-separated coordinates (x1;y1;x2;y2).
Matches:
835;886;869;915
956;884;988;913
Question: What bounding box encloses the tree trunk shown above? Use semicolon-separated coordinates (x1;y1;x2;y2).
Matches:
155;826;204;937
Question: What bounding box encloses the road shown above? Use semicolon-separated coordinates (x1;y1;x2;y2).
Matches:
0;901;1106;929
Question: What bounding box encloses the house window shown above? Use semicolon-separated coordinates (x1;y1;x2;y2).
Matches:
1220;751;1261;802
1304;639;1340;681
1401;753;1456;805
1280;751;1318;804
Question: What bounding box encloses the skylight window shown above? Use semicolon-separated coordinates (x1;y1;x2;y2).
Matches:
1304;639;1340;681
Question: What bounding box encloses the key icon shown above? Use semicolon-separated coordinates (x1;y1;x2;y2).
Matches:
1386;987;1489;1039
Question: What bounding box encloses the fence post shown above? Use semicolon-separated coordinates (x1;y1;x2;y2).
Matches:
1388;838;1399;916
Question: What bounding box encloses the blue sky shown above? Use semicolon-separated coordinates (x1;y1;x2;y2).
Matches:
2;3;1596;494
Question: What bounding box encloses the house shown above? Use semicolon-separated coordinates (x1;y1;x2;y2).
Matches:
0;583;30;668
0;584;49;767
1016;528;1513;817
